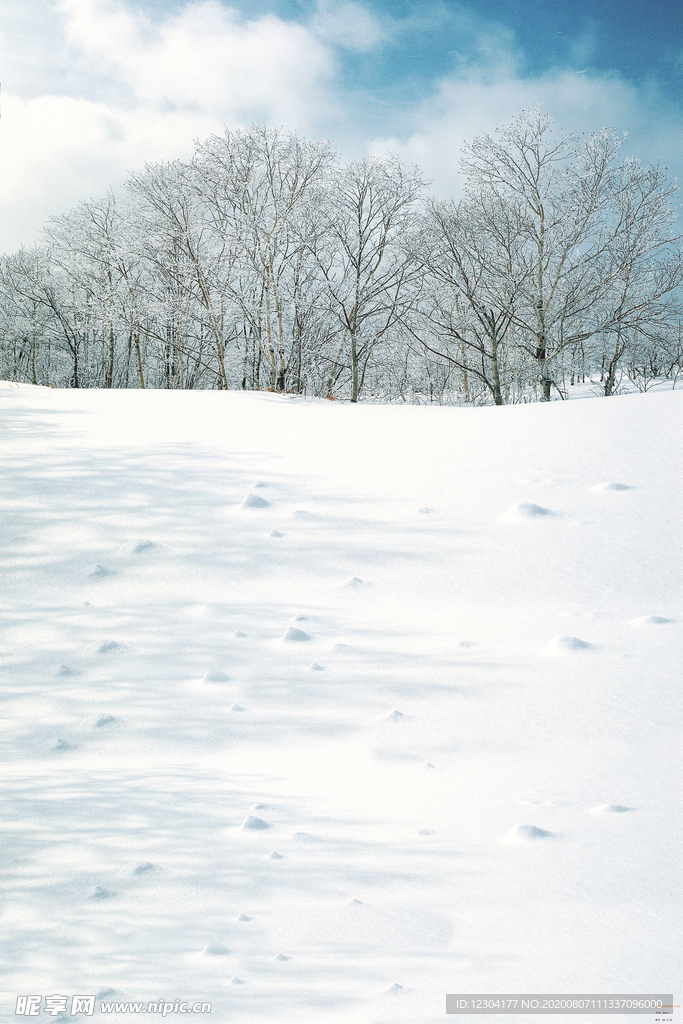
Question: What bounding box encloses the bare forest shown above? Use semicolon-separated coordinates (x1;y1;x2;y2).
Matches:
2;110;682;403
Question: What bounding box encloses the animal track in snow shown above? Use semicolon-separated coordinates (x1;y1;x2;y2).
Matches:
94;715;121;728
201;669;230;683
90;564;116;578
589;804;633;814
631;615;673;627
240;815;271;830
504;502;554;521
133;862;158;874
589;482;632;492
97;640;123;655
202;943;230;956
240;493;270;509
90;886;116;899
503;824;558;843
281;626;311;642
546;635;596;654
53;739;77;752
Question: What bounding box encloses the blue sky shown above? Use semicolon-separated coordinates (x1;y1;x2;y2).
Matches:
1;0;682;252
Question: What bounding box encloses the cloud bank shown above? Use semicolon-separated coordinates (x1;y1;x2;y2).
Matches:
0;0;681;253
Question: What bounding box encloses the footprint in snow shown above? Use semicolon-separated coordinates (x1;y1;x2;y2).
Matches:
240;815;271;830
589;482;632;492
133;862;158;874
201;669;230;683
504;502;554;521
545;635;597;654
631;615;674;627
281;626;311;642
90;886;116;899
503;824;558;843
202;943;230;956
339;576;366;589
95;714;121;728
240;493;270;509
90;564;116;578
97;641;124;655
589;804;633;815
53;739;77;752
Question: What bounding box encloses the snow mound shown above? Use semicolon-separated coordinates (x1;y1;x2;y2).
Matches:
229;704;245;712
589;803;633;815
348;898;363;905
201;669;230;683
230;977;245;984
240;493;270;509
421;762;436;770
504;824;557;843
274;952;290;961
631;614;673;626
281;626;311;642
419;507;435;514
53;739;77;752
240;815;271;830
309;662;324;671
55;664;79;676
546;635;596;654
459;640;476;648
268;851;284;859
133;862;157;874
590;482;632;492
232;629;247;638
202;943;230;956
293;509;314;518
236;913;251;921
269;529;284;537
504;502;554;521
382;709;405;722
383;983;405;995
90;886;116;899
419;829;435;835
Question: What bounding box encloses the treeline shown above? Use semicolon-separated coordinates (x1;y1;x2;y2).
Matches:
2;110;682;403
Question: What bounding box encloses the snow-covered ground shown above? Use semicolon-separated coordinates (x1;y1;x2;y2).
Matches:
1;382;681;1024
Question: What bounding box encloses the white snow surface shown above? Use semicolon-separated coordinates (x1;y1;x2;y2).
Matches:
0;382;681;1023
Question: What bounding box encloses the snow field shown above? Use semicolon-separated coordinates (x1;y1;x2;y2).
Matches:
0;382;681;1023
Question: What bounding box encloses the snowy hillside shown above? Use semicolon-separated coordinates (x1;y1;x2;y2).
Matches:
1;382;681;1024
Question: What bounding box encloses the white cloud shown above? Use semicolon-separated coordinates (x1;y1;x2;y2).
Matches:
368;67;683;199
311;0;387;52
0;0;338;252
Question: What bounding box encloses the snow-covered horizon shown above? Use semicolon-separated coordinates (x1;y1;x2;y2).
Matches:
1;381;680;1022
